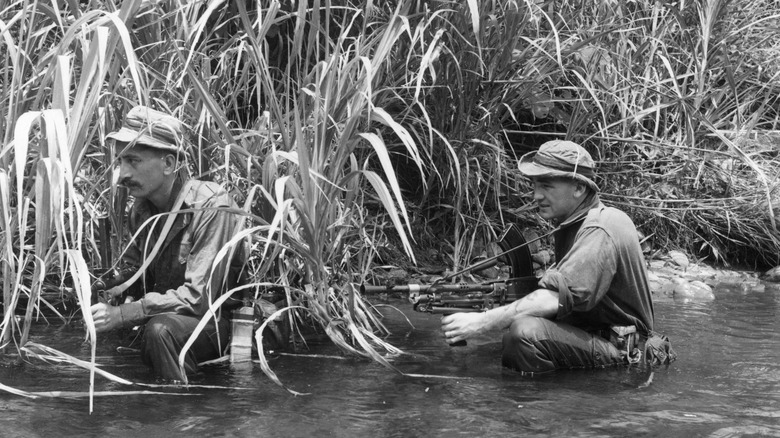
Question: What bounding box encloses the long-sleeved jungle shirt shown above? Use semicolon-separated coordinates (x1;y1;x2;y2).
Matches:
537;195;655;336
118;179;245;326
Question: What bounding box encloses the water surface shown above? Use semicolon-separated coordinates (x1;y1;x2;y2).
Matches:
1;282;779;437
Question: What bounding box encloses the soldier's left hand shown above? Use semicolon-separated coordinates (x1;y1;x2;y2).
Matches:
90;302;124;332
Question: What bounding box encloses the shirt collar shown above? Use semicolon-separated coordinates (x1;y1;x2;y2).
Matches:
558;192;601;229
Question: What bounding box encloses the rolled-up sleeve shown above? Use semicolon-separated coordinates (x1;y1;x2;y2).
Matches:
538;226;617;320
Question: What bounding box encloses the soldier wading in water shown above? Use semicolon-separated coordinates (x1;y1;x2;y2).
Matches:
441;140;675;372
90;105;246;381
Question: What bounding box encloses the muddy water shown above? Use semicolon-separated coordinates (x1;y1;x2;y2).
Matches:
1;281;779;437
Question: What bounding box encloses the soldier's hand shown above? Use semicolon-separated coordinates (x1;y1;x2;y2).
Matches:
104;286;134;305
90;302;124;332
103;286;124;305
440;312;486;345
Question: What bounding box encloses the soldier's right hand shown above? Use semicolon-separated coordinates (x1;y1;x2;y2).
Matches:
105;286;131;305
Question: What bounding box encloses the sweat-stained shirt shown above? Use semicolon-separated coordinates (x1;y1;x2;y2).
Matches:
117;178;246;327
537;195;655;336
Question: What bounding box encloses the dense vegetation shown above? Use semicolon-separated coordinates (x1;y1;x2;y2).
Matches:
1;0;779;401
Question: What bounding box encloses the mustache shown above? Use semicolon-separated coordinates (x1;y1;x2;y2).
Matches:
118;178;140;189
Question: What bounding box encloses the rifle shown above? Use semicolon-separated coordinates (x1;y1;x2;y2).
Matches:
91;211;139;305
91;266;139;305
361;224;541;315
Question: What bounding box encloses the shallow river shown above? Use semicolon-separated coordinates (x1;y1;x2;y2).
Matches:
1;281;779;437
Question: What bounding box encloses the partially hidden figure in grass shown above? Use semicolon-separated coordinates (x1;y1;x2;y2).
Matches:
90;106;246;381
441;140;676;373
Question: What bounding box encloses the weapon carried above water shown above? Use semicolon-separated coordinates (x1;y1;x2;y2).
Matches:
361;224;541;315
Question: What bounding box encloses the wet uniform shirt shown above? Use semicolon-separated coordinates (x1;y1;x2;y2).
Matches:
119;179;245;326
537;197;655;336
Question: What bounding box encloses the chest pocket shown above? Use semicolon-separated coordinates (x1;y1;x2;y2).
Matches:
178;230;193;264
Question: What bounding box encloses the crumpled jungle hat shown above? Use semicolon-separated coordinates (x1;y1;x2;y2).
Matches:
107;105;184;154
517;140;599;191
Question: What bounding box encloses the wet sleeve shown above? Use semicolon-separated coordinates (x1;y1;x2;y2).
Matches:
538;226;617;320
130;198;241;321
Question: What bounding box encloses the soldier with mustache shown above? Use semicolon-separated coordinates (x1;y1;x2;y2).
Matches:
91;105;245;381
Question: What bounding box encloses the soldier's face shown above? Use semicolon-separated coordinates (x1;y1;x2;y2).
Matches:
532;177;586;223
116;143;170;201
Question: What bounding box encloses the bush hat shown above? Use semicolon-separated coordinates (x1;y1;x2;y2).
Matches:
107;105;184;154
517;140;599;192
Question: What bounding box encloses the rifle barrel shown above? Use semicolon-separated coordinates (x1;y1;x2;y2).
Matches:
429;306;483;315
361;283;497;295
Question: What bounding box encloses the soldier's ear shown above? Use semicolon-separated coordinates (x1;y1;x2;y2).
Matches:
573;181;588;198
161;153;178;176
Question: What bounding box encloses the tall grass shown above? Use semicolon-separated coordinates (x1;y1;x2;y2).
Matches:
0;0;150;410
546;0;780;266
0;0;779;404
1;0;429;396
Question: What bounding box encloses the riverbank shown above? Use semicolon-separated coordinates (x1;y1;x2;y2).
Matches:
646;250;777;303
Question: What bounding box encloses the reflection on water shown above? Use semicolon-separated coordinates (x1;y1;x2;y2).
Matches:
1;281;779;437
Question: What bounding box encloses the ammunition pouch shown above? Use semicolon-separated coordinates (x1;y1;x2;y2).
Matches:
603;326;676;366
643;331;677;366
608;325;644;364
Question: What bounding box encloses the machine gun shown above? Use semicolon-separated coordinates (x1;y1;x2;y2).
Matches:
361;224;541;315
